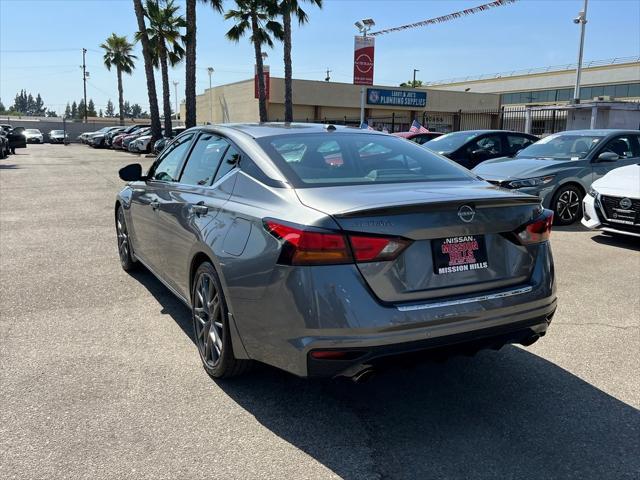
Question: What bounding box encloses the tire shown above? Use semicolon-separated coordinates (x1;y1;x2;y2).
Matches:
10;147;15;154
551;184;583;226
192;262;251;378
116;206;138;272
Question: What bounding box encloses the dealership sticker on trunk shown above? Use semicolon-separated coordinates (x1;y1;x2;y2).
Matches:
432;235;488;275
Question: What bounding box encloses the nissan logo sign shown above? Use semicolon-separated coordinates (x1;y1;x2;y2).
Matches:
458;205;475;223
619;197;633;210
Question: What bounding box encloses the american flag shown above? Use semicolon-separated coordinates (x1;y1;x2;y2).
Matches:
409;120;429;133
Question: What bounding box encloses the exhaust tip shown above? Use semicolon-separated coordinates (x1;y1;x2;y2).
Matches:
519;334;541;347
351;368;376;383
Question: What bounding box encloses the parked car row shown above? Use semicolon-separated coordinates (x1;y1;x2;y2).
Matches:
403;128;640;227
0;124;27;158
78;124;186;155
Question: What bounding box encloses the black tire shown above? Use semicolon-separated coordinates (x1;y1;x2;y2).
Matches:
551;184;583;226
116;206;138;272
192;262;251;378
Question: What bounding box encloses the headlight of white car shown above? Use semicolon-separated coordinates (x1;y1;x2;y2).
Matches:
587;186;599;197
508;175;555;189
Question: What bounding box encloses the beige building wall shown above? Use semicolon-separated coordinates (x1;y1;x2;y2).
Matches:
182;76;501;125
423;61;640;93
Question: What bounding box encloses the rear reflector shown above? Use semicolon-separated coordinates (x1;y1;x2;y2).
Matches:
516;209;554;244
264;220;411;265
310;350;363;360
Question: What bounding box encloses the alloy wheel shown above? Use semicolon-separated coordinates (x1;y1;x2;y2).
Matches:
193;273;224;367
116;209;130;265
556;189;580;223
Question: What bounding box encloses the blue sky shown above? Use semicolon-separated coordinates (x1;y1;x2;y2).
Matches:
1;0;639;115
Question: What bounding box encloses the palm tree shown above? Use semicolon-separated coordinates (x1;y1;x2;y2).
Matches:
138;0;187;136
100;34;137;126
133;0;162;140
225;0;283;122
277;0;321;123
185;0;223;128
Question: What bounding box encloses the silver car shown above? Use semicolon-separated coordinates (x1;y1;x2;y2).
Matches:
473;129;640;225
116;124;556;379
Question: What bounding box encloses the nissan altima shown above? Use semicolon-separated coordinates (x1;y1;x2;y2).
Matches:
115;124;556;379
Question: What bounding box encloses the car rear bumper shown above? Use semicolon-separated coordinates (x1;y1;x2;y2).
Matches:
230;243;556;377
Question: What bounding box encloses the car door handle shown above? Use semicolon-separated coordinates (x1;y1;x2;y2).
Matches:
150;201;160;210
189;203;209;216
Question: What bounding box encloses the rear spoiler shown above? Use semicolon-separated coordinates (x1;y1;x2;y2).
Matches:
333;196;541;218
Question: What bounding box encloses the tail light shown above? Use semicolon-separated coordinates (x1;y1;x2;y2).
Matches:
516;209;553;245
264;220;410;266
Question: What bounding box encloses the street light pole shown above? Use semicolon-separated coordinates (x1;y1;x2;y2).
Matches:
207;67;214;124
82;48;88;123
173;80;179;121
413;69;419;88
572;0;589;104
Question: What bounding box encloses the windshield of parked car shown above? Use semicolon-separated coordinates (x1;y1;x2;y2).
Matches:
423;131;480;153
257;132;475;187
26;129;41;134
51;130;64;134
515;133;605;159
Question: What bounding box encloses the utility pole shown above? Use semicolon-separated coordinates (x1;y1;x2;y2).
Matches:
207;67;214;124
572;0;588;104
413;69;419;88
173;80;179;121
82;48;88;123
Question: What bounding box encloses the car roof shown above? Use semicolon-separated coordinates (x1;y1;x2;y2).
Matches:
196;122;389;139
551;129;639;136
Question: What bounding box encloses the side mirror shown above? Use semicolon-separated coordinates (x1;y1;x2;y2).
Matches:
596;151;619;162
119;163;144;182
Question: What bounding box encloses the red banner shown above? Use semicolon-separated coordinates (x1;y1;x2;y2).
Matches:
353;36;375;85
254;65;270;100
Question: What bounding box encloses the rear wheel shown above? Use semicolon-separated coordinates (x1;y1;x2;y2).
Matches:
192;262;250;378
116;206;137;271
552;185;583;226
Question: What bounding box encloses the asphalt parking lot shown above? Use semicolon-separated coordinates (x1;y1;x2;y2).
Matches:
1;144;638;480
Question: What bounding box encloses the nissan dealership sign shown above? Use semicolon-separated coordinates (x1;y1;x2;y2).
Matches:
353;36;375;85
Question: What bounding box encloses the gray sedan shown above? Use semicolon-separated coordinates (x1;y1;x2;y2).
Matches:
473;129;640;225
115;124;556;379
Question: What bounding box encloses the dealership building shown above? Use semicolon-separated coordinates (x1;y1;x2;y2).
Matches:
183;56;639;133
423;56;640;106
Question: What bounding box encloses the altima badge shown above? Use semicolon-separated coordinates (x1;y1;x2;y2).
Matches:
458;205;475;223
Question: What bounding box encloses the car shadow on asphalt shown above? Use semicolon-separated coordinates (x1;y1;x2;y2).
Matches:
590;232;640;251
131;268;640;480
0;163;20;169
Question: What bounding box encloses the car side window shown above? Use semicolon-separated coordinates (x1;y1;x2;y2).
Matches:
600;135;637;159
148;133;194;182
507;134;535;155
214;145;240;183
179;134;229;186
471;135;502;155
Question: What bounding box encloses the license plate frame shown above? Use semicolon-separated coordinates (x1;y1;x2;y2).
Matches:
432;235;489;275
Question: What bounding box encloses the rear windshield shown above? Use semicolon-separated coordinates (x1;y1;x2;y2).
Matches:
423;131;481;153
257;132;474;187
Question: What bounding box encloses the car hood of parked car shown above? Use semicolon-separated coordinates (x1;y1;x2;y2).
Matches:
473;156;579;181
592;163;640;197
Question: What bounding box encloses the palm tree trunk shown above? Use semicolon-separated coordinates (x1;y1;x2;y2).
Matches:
117;67;125;126
159;43;173;136
132;0;162;141
185;0;197;127
283;8;293;123
251;14;268;122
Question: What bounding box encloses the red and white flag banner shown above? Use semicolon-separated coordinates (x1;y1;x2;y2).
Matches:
370;0;518;37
